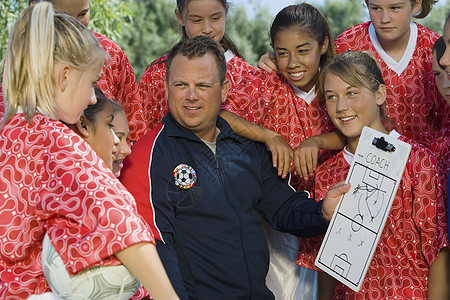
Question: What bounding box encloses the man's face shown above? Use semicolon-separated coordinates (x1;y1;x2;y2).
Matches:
165;53;229;142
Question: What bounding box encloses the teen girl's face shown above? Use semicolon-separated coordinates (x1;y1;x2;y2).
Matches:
367;0;421;47
273;27;328;92
55;64;100;124
433;49;450;104
324;73;387;153
84;103;120;170
53;0;91;27
176;0;228;43
111;111;131;177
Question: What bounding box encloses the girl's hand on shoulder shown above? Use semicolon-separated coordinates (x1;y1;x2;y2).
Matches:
293;136;321;180
254;52;279;73
264;132;293;179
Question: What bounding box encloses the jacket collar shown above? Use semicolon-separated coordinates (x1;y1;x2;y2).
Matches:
162;112;242;144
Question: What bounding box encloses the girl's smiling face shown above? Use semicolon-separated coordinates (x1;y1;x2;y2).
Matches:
273;27;328;92
324;72;387;153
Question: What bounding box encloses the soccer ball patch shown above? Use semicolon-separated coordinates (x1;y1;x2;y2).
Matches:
173;164;197;189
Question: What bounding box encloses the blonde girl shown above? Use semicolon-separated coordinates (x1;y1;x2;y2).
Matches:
0;3;178;299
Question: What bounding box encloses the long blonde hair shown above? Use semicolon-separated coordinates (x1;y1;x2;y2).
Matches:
2;2;105;124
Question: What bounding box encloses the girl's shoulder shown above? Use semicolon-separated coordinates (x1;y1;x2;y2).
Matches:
231;68;284;92
316;150;349;174
335;22;372;52
415;23;439;46
139;54;168;84
90;30;125;55
398;134;437;166
336;21;371;41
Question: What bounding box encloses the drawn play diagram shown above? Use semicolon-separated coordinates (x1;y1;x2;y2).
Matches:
315;127;411;291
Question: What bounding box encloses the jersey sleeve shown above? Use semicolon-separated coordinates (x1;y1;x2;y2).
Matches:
334;23;370;55
40;128;154;276
222;71;276;125
226;55;254;87
407;144;448;264
138;56;168;131
92;31;148;141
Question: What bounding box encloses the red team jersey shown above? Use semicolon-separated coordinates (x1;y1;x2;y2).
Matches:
335;22;450;147
297;133;448;299
138;50;253;131
0;113;154;299
223;70;335;192
91;31;147;141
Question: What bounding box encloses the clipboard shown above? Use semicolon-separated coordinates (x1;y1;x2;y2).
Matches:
314;126;411;291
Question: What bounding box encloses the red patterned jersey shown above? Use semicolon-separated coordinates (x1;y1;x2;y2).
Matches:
297;134;448;299
138;51;253;131
0;113;154;299
223;70;336;192
0;71;3;121
335;22;450;147
91;31;147;141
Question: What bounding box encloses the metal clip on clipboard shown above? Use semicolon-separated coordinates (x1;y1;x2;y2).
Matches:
372;136;395;152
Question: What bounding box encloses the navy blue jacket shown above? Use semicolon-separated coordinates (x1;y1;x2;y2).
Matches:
121;113;329;300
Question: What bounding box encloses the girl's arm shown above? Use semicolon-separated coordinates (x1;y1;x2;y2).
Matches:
293;131;346;179
427;247;450;299
220;110;292;179
254;51;278;73
115;242;179;300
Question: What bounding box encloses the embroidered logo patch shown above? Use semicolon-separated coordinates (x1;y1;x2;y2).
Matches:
173;164;197;189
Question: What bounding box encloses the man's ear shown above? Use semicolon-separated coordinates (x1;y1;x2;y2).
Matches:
164;78;169;99
75;115;92;138
221;79;230;104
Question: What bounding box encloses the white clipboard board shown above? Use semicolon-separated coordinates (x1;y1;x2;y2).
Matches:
315;126;411;291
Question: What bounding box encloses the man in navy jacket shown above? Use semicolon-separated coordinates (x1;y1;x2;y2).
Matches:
120;36;350;300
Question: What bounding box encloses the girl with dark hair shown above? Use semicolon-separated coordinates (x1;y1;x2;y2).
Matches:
65;87;121;171
221;4;343;299
138;0;253;131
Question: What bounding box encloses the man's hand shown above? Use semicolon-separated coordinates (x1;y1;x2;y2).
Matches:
322;182;351;221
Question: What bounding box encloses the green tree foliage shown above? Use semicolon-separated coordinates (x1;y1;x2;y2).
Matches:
417;1;450;35
226;2;273;66
117;0;180;82
0;0;131;66
0;0;28;64
89;0;132;41
318;0;365;39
